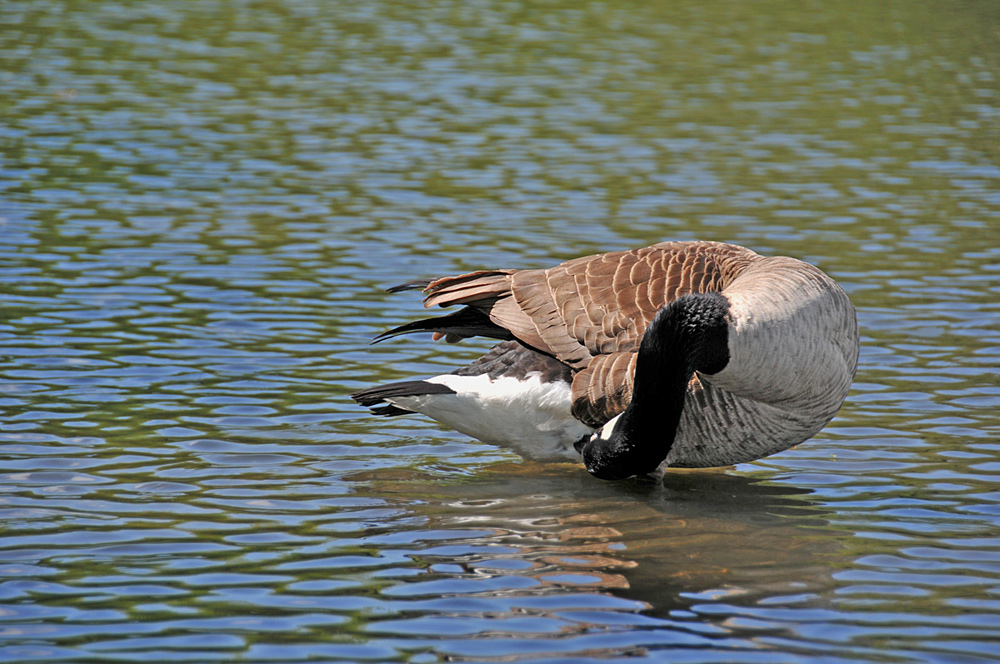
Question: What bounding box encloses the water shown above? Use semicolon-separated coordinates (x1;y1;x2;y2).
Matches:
1;0;999;661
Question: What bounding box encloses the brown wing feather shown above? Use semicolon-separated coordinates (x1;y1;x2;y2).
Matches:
485;297;550;354
570;352;637;427
417;241;761;424
423;270;514;309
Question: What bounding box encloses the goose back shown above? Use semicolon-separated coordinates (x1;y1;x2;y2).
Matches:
422;241;763;426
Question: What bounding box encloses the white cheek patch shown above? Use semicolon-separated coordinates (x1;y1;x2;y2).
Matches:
593;414;621;442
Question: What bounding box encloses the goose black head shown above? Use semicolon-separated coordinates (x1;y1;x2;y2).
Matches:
580;291;731;480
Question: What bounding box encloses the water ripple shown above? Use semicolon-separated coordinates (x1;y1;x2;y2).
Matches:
2;0;999;662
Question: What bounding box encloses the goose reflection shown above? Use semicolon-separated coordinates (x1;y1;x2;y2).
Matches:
347;463;840;656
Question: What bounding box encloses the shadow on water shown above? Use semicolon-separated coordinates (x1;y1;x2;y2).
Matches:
346;460;839;646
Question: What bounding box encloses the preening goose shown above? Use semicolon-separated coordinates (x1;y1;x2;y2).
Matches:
352;241;859;480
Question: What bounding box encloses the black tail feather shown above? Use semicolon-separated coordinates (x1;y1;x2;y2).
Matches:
372;306;512;344
386;279;434;294
351;380;456;409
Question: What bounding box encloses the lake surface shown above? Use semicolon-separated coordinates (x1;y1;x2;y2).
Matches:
2;1;999;662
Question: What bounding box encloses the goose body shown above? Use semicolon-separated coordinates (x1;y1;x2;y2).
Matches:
352;241;859;479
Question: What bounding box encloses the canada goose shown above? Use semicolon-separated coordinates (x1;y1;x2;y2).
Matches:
352;241;859;480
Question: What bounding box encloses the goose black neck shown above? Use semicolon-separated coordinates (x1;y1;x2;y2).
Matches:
581;292;731;480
